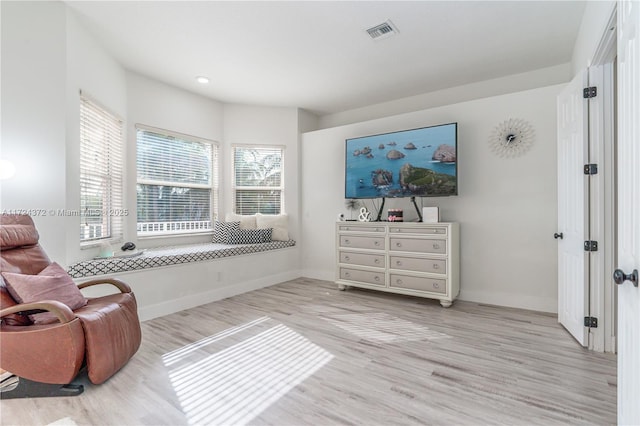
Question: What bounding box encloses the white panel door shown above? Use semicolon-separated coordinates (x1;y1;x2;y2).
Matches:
557;71;589;346
616;1;640;423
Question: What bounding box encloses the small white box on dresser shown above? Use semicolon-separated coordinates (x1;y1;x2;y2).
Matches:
335;221;459;307
422;207;440;223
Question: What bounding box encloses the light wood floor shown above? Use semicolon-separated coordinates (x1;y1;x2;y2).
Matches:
1;278;616;425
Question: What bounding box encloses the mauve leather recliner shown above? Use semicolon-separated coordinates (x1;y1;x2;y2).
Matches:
0;214;142;398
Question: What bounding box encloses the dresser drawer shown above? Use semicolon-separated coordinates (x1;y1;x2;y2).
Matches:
338;224;385;233
335;222;458;307
388;226;447;235
339;251;385;268
339;235;385;250
389;256;446;274
389;237;447;254
389;274;447;294
340;268;385;286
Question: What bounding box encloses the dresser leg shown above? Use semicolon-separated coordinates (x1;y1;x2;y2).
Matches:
338;284;347;291
440;300;453;308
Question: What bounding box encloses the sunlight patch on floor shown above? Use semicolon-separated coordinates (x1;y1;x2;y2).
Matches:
46;418;78;426
164;320;334;426
320;312;451;343
162;316;270;366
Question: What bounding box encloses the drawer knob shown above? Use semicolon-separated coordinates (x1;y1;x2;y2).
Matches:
344;239;350;245
433;282;440;288
433;243;440;249
374;258;380;264
345;272;351;277
344;255;350;261
396;242;402;247
433;264;439;270
374;276;380;281
396;279;403;285
396;260;402;266
374;241;380;246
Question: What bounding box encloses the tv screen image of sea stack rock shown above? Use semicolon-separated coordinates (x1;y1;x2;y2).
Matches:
345;122;458;199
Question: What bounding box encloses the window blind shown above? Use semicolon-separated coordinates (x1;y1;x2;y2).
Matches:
136;127;217;236
79;95;124;245
232;146;284;215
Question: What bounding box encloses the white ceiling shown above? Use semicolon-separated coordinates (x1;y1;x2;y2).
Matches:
66;1;586;116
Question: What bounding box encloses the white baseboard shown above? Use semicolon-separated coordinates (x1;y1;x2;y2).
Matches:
299;270;557;313
139;270;301;321
137;266;556;321
300;268;334;282
458;289;557;314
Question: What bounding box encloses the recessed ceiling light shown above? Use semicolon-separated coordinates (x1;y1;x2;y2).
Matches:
196;76;210;84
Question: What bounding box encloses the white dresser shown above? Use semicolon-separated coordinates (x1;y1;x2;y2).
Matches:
335;221;459;307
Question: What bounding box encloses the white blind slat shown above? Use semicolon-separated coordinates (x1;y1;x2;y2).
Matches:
79;96;123;244
136;127;218;236
232;146;284;215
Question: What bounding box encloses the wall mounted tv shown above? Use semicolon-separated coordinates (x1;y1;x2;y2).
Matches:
345;122;458;199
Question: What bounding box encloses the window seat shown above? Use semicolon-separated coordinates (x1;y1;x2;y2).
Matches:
68;240;296;279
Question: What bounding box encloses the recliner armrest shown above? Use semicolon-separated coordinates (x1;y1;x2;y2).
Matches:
77;278;132;293
0;300;75;324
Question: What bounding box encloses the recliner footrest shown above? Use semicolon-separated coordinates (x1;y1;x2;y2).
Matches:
0;377;84;399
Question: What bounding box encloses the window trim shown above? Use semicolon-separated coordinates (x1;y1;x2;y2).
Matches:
135;124;219;238
231;144;286;215
79;92;124;248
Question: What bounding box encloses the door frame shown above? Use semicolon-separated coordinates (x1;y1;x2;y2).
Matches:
587;5;617;353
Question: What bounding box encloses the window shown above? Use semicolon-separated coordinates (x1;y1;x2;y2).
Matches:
232;146;284;215
79;95;124;245
136;126;218;236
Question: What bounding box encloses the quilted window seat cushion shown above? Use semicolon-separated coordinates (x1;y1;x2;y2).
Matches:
67;240;296;278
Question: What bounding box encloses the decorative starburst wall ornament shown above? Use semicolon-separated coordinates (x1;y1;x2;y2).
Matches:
488;118;535;158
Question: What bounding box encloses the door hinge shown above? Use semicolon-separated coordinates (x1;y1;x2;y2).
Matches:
584;316;598;328
584;164;598;175
584;240;598;251
583;86;597;98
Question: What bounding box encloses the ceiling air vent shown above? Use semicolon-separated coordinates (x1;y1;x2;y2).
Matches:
366;20;399;40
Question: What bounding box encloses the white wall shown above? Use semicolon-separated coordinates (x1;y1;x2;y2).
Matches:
222;104;301;242
1;2;128;267
125;71;225;250
80;247;300;321
65;9;128;265
2;0;567;318
75;79;305;321
319;64;571;129
1;1;68;264
301;85;562;313
0;2;302;321
108;79;303;320
298;109;320;134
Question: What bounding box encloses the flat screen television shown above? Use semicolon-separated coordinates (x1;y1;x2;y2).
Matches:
345;122;458;199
